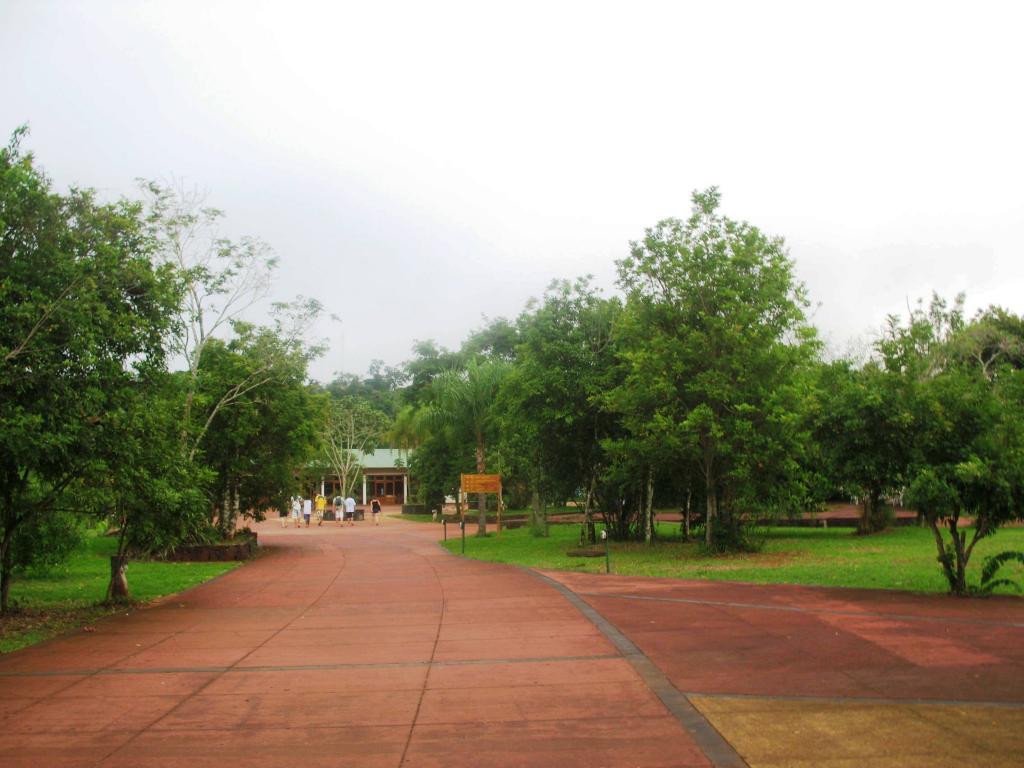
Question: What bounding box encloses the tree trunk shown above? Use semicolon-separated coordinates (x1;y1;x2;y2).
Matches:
477;492;488;537
219;486;231;537
859;491;889;534
231;482;240;533
0;525;13;616
927;517;957;592
949;517;968;595
580;476;596;546
644;467;654;544
705;470;716;549
109;555;130;602
683;488;692;541
530;482;547;537
474;434;488;537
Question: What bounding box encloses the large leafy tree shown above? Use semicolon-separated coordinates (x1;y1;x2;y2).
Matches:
326;361;406;419
891;298;1024;594
321;395;390;499
907;365;1023;594
812;361;915;533
614;188;817;549
141;180;324;466
101;379;211;600
501;278;621;541
402;339;463;408
196;326;320;536
0;129;178;613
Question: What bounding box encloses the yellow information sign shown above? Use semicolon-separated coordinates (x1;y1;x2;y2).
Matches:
461;473;502;494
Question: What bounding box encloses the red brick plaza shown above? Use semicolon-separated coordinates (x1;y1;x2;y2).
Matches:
1;517;1021;767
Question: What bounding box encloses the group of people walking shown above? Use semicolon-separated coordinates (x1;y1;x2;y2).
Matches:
281;494;383;528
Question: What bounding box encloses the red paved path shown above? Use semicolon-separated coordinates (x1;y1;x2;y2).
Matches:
543;571;1024;704
0;520;711;767
3;518;1023;767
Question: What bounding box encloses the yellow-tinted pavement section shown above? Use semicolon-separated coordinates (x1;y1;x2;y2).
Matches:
691;695;1024;768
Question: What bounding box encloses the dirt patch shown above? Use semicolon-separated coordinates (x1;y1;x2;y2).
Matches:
566;547;605;558
164;532;258;562
678;552;798;571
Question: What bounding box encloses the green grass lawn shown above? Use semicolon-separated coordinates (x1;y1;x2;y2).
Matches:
438;520;1024;595
390;506;579;524
0;535;239;653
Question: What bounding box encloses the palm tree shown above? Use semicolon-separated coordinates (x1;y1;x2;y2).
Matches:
428;359;509;536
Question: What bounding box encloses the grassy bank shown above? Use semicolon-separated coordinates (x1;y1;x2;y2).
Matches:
439;521;1024;594
0;535;240;653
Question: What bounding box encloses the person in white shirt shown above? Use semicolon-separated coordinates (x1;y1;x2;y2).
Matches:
333;495;344;524
344;496;356;526
302;498;312;527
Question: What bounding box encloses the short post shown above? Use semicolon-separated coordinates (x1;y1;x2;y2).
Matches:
443;519;447;541
601;529;610;574
460;520;465;555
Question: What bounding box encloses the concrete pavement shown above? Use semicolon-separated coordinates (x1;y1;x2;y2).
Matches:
2;517;1022;767
0;519;713;767
544;570;1024;767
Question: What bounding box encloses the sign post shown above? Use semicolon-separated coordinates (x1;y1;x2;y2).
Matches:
460;473;503;536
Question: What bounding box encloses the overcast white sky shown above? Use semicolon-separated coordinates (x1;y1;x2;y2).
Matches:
3;0;1022;380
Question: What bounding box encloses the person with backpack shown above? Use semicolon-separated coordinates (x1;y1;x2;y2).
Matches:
333;495;344;524
370;497;382;526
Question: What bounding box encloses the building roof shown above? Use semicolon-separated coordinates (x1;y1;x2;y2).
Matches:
356;448;411;471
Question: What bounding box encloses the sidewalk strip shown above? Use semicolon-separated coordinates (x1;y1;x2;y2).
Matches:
580;591;1024;628
531;570;749;768
682;690;1024;710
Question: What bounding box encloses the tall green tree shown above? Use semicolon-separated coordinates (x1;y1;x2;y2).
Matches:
427;359;509;536
614;188;817;550
462;317;521;363
102;378;211;600
326;361;406;418
888;298;1024;594
812;361;915;533
0;129;178;613
196;326;320;536
321;395;390;499
502;278;621;541
402;340;463;408
141;180;324;467
907;364;1024;594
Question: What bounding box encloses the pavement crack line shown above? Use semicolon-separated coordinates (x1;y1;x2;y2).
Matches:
88;542;350;768
529;570;750;768
0;653;621;679
398;543;448;768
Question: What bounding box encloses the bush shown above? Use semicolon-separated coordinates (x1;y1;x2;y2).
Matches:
978;550;1024;594
12;511;86;576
